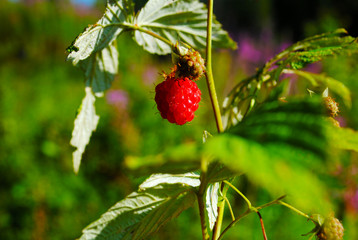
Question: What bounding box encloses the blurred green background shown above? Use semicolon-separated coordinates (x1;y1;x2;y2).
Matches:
0;0;357;239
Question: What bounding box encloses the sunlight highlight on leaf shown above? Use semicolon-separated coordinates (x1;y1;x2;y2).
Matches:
80;41;119;93
70;87;99;174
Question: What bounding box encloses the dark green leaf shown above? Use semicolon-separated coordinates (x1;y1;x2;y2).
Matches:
228;99;328;161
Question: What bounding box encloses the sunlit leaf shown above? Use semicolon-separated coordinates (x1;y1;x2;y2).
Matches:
204;134;331;213
134;0;236;55
326;125;358;152
139;172;200;189
79;174;198;240
67;0;132;65
80;41;119;93
70;87;99;174
206;182;219;230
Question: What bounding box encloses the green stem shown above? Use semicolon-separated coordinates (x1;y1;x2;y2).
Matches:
212;185;226;240
198;158;210;240
217;209;251;240
205;0;225;237
223;180;252;209
217;196;286;240
132;25;173;46
223;196;235;221
198;192;210;240
278;201;310;219
101;23;173;47
205;0;224;133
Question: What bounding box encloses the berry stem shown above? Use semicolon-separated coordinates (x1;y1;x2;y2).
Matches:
278;201;311;219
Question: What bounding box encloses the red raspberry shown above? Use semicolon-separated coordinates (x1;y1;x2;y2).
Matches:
155;76;201;125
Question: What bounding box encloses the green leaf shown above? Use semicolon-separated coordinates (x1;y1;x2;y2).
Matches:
206;99;332;212
272;29;358;72
79;173;198;240
228;99;328;161
70;87;99;174
80;41;119;93
67;0;132;65
134;0;236;55
125;142;201;174
206;183;219;230
326;125;358;152
204;134;331;213
206;161;237;183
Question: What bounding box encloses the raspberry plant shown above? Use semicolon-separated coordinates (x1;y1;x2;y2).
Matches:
67;0;358;239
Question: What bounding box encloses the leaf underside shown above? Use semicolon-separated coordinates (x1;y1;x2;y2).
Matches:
134;0;237;54
67;0;130;65
79;173;199;240
70;87;99;174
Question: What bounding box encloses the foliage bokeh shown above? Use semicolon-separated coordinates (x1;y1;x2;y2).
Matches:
0;0;357;239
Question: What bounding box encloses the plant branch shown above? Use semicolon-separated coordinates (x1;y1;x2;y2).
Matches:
206;0;225;238
212;182;226;240
102;23;173;47
198;158;210;240
217;208;251;240
223;196;235;221
217;196;286;240
223;180;252;209
257;212;268;240
205;0;224;134
278;201;311;219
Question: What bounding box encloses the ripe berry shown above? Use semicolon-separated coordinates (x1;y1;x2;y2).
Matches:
155;76;201;125
317;216;344;240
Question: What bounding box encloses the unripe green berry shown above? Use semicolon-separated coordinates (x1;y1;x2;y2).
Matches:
317;216;344;240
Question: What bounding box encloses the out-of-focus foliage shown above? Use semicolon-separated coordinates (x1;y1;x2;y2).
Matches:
0;1;204;239
1;0;358;240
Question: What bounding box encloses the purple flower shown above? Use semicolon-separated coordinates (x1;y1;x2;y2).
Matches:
142;66;159;86
106;89;129;109
236;29;292;74
345;188;358;214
